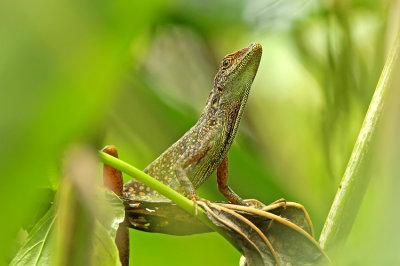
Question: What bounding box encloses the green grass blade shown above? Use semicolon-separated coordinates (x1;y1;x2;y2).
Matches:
319;30;400;254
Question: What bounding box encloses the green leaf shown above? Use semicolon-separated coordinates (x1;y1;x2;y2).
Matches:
96;189;126;240
91;220;122;266
10;189;125;266
10;207;56;266
91;191;125;266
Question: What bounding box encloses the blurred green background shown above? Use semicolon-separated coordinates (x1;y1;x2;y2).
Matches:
1;0;400;265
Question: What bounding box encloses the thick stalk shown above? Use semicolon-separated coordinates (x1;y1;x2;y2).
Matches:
98;151;218;232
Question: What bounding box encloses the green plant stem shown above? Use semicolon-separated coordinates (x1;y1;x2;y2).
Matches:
98;151;218;232
319;30;400;253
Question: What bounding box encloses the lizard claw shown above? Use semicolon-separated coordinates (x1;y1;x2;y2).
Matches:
186;193;200;215
271;198;287;208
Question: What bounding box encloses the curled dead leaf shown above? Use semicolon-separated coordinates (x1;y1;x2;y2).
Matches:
124;198;330;265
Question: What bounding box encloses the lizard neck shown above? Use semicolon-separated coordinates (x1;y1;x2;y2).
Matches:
218;94;247;158
197;88;246;159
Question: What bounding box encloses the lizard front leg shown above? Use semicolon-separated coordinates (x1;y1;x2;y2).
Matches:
173;135;213;211
217;156;246;205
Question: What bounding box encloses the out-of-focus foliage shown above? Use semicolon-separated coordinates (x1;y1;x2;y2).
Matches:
1;0;400;265
10;147;125;266
0;0;160;264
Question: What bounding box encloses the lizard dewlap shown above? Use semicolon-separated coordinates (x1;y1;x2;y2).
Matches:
123;43;262;204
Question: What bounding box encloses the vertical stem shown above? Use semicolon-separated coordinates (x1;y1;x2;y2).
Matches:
319;30;400;253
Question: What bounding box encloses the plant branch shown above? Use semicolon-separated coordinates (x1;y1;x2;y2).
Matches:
319;30;400;253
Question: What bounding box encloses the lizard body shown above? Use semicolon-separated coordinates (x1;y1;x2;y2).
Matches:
123;43;262;204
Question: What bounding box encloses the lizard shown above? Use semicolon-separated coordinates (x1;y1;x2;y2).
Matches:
123;42;262;206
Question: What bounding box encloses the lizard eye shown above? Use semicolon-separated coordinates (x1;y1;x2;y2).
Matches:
222;59;231;68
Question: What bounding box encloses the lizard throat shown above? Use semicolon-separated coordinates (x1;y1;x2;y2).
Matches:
219;99;245;158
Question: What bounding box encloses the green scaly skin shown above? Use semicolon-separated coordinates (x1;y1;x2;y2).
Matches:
123;43;262;203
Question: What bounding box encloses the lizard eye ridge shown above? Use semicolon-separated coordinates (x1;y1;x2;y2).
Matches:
222;59;231;68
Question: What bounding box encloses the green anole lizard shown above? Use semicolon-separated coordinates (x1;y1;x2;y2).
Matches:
123;43;262;206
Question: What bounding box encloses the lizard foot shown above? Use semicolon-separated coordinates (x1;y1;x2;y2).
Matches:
186;194;210;216
271;198;287;208
244;198;287;210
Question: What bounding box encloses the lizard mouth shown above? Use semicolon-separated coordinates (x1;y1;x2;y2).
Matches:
234;42;262;104
234;42;262;77
234;43;262;127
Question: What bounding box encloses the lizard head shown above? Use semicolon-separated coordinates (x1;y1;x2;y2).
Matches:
213;42;262;107
197;43;262;157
